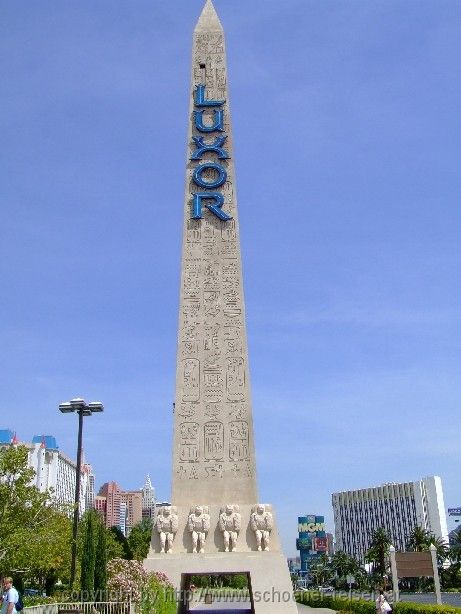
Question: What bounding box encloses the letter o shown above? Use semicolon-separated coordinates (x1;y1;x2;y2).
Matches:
193;163;227;189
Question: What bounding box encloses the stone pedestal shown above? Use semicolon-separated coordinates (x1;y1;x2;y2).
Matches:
145;504;297;612
144;505;297;614
145;552;295;613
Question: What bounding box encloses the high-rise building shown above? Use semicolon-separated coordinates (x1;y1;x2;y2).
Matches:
1;430;89;515
141;474;156;520
29;436;89;515
119;501;128;537
98;481;121;528
96;479;153;534
84;463;95;510
332;476;449;562
121;490;143;536
94;495;107;522
448;507;461;533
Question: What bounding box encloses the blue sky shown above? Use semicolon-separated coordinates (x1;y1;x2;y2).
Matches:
1;0;460;556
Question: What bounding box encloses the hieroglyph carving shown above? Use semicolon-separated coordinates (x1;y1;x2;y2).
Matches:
179;422;199;462
204;421;224;460
229;420;249;460
250;504;273;552
156;507;178;554
226;357;245;400
188;505;211;553
182;359;200;402
219;504;241;552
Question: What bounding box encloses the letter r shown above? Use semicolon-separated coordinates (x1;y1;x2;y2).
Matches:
192;192;232;221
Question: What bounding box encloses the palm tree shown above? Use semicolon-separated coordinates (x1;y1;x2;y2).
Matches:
407;526;432;552
310;554;333;587
365;527;391;580
431;536;449;566
330;550;367;589
331;551;353;577
449;528;461;564
407;527;448;565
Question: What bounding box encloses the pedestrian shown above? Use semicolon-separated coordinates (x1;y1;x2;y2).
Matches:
1;578;19;614
376;589;392;614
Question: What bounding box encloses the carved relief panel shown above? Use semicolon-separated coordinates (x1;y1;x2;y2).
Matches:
179;422;199;463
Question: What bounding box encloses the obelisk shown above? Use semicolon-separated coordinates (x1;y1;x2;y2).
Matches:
145;3;297;611
172;0;258;508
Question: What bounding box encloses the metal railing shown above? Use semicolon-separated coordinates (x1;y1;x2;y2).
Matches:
24;603;134;614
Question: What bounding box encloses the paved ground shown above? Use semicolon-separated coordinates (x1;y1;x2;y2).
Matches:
189;601;336;613
190;603;251;614
296;605;336;613
400;593;461;607
189;601;252;612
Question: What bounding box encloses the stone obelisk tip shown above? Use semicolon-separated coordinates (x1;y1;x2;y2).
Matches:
195;0;223;32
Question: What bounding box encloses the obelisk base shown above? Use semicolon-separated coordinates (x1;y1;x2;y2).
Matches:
144;552;297;613
144;504;297;613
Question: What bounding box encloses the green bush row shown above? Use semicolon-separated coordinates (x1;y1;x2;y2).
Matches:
296;593;375;614
23;595;60;607
295;592;461;614
394;603;461;614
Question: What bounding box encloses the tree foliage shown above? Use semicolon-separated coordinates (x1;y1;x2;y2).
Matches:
127;518;153;561
309;554;333;587
330;550;367;588
81;510;97;593
407;526;433;552
94;520;108;596
110;526;133;560
365;527;391;579
0;445;72;588
407;526;449;566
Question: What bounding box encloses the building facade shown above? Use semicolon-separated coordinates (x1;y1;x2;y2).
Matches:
332;476;449;562
98;481;122;528
141;474;156;520
121;490;143;536
29;437;89;514
96;479;151;535
84;463;95;510
94;495;107;521
1;430;89;515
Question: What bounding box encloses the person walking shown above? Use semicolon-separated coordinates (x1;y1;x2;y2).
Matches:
1;578;19;614
376;589;392;614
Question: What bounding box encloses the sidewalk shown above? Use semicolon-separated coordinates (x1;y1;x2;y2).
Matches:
297;604;336;614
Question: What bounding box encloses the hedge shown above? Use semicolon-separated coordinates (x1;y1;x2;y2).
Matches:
295;592;461;614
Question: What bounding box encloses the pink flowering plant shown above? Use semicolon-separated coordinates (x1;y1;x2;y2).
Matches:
107;559;176;613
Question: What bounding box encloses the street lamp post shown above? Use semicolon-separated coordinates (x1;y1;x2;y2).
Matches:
59;397;104;588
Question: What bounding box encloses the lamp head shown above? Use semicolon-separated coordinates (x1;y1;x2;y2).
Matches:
70;398;86;407
59;402;73;413
88;402;104;413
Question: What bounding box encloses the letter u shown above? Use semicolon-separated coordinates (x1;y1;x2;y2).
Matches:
194;110;224;133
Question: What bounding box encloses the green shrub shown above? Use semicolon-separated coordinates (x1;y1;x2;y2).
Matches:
295;591;461;614
394;603;461;614
295;592;375;614
23;596;60;607
139;572;176;614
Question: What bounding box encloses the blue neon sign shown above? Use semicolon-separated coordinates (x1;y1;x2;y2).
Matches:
190;84;231;221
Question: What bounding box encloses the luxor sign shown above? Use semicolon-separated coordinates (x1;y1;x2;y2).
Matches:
190;84;232;222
